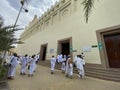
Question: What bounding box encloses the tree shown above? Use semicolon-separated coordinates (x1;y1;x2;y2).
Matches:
82;0;95;23
0;17;22;52
0;0;28;55
0;16;23;67
0;0;27;80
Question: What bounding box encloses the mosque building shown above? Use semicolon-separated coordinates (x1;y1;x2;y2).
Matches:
17;0;120;81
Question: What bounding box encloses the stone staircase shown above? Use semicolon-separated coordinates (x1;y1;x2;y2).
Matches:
85;67;120;82
38;60;120;82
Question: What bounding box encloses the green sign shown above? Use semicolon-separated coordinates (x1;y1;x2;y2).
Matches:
98;42;103;50
91;45;98;48
72;50;77;52
70;47;72;52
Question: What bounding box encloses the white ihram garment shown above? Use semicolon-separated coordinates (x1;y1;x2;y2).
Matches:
33;57;38;72
76;57;85;76
50;57;56;71
29;58;36;75
61;62;66;71
61;57;66;71
73;56;77;66
20;57;28;73
8;57;18;77
65;58;73;76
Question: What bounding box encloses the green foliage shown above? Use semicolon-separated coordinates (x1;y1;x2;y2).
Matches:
0;67;7;79
0;58;8;80
82;0;95;23
0;16;23;51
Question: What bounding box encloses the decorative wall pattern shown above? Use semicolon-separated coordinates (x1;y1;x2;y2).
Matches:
20;0;77;40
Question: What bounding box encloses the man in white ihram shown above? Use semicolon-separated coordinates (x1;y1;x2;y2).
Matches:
50;55;56;74
7;53;19;80
76;55;85;79
28;55;36;76
65;55;73;79
20;54;28;75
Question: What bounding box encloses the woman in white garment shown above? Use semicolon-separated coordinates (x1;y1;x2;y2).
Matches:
7;53;19;80
50;55;56;74
65;55;73;79
76;55;85;79
28;55;36;76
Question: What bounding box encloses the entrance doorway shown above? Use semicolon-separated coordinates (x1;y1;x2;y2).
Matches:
58;37;72;57
40;44;47;61
61;42;70;56
104;33;120;68
96;25;120;68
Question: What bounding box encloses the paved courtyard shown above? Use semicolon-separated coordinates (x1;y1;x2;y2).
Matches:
8;65;120;90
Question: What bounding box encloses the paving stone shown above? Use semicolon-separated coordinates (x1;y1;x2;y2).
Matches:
8;65;120;90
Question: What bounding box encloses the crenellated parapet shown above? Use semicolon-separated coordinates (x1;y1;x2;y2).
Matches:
20;0;79;40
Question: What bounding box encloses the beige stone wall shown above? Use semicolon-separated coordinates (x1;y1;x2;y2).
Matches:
17;0;120;64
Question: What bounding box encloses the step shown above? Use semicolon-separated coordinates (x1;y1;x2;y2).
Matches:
86;73;120;82
85;68;120;76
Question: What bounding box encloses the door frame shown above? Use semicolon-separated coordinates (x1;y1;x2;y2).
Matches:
57;37;73;59
96;25;120;68
40;43;48;61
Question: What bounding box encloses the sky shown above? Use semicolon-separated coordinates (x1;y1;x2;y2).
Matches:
0;0;59;38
